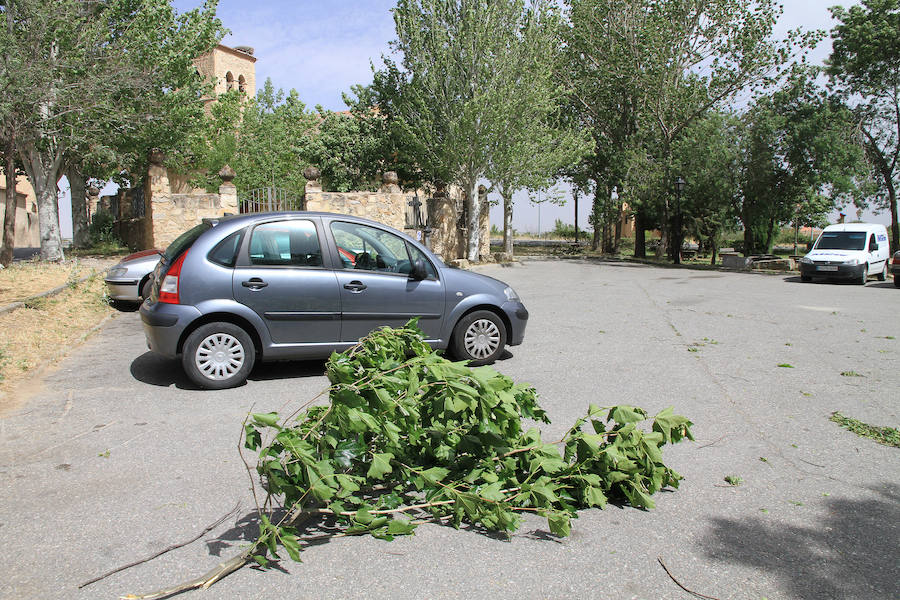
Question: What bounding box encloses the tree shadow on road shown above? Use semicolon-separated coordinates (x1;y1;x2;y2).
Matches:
700;482;900;599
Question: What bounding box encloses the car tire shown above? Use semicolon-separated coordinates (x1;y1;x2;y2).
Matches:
877;262;887;281
894;274;900;288
182;322;255;389
140;277;153;301
801;274;811;282
451;310;506;366
858;265;868;286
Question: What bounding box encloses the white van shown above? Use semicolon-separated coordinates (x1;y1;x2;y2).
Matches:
799;223;891;285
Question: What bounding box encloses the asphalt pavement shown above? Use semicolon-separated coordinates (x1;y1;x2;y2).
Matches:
1;259;897;600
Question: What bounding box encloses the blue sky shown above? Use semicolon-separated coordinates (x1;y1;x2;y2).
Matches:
63;0;884;237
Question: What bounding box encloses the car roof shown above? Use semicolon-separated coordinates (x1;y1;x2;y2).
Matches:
822;223;886;233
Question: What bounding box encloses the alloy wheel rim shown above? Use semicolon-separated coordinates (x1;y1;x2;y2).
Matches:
464;319;500;359
195;333;245;380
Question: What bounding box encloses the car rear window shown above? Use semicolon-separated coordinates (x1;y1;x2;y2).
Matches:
164;222;212;261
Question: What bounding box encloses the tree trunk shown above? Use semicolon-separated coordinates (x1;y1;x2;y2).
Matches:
573;189;579;244
69;164;89;248
1;137;17;267
22;147;64;262
590;184;600;251
613;202;623;253
634;211;646;258
502;190;513;256
465;179;479;262
884;178;898;252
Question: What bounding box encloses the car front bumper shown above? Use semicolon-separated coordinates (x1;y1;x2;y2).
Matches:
140;302;202;358
104;278;141;301
502;301;529;346
800;263;866;280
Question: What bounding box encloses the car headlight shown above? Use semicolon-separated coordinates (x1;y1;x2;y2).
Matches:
842;258;859;266
503;286;520;302
799;257;813;264
108;267;128;278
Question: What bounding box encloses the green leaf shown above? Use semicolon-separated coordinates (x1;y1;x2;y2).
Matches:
367;452;394;479
547;513;571;537
252;412;281;429
386;518;417;536
608;406;647;424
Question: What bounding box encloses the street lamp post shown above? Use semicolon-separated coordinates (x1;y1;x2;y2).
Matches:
673;176;686;265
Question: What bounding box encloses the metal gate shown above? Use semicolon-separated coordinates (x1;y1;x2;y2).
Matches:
239;187;302;214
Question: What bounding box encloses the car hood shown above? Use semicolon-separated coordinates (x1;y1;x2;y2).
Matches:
440;267;510;296
804;249;862;261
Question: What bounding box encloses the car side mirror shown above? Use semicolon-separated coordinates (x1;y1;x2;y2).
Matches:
410;258;428;281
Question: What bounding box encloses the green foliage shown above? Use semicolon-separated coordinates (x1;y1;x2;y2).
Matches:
829;411;900;448
87;211;124;248
724;475;743;486
243;322;693;564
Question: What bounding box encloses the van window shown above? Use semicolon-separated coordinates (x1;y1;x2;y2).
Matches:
869;234;877;252
816;231;866;251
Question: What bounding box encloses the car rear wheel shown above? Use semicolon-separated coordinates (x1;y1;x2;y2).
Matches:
140;277;153;301
182;322;255;389
451;310;506;366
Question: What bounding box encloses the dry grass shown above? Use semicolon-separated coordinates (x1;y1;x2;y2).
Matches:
0;266;115;413
0;259;115;305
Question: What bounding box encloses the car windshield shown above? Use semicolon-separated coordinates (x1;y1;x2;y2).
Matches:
164;222;212;261
815;231;866;251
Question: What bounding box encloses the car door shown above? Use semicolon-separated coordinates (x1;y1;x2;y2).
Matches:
328;220;445;343
233;218;341;345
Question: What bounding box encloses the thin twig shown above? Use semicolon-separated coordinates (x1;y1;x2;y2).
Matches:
79;501;240;589
657;556;721;600
697;434;727;449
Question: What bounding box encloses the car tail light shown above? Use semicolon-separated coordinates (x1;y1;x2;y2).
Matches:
158;250;188;304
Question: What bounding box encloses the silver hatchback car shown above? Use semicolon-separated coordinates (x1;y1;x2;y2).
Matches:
140;212;528;389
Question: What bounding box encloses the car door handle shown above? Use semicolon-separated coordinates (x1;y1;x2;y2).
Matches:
344;281;367;293
242;278;268;289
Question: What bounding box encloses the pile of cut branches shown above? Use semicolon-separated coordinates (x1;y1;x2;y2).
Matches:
246;320;693;564
126;321;693;598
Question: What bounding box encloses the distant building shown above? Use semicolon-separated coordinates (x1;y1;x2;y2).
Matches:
0;172;39;248
194;43;257;106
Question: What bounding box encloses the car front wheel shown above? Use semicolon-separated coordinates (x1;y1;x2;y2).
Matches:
451;310;506;366
182;322;255;389
858;265;868;286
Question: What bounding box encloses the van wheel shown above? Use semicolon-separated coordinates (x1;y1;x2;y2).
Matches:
858;266;868;286
451;310;506;366
801;275;811;282
182;322;255;389
877;262;887;281
894;275;900;288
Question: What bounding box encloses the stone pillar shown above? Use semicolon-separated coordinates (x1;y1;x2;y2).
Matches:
379;171;401;193
86;186;100;223
303;166;321;211
478;184;491;262
427;183;458;261
148;148;172;248
217;165;238;214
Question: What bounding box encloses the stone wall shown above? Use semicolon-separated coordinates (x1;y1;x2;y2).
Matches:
304;170;408;233
107;153;238;251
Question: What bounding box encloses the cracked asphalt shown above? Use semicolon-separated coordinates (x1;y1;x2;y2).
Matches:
1;259;897;600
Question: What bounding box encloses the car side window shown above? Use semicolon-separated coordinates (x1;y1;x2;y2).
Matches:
330;221;411;274
406;243;437;279
248;220;322;267
869;234;877;252
208;230;244;268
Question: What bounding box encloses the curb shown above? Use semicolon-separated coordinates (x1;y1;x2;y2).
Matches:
0;274;94;317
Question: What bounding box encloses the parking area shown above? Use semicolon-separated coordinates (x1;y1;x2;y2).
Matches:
1;259;897;600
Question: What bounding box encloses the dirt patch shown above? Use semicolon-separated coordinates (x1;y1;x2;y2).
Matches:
0;268;115;415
